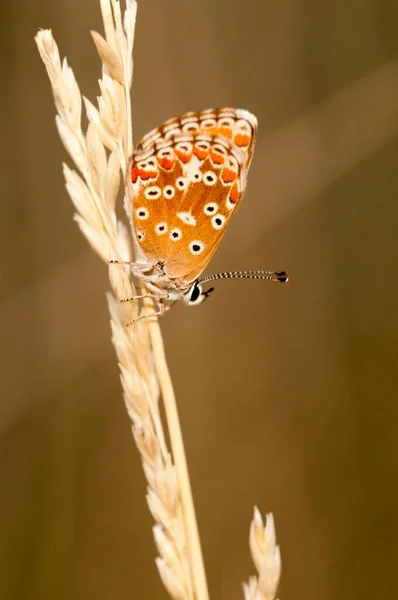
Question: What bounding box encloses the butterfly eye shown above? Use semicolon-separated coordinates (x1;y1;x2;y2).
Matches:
211;214;226;230
189;283;201;302
184;282;214;306
155;222;168;235
144;186;161;200
189;240;205;255
203;171;217;186
176;177;188;190
136;229;145;241
163;185;175;199
136;207;149;220
204;202;218;215
170;228;182;241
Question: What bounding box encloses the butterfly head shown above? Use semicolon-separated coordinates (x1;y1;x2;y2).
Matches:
184;281;215;306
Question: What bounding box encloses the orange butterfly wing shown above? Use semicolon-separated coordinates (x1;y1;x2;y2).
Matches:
126;108;257;284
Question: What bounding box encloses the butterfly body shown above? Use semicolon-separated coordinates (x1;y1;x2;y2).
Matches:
125;108;259;307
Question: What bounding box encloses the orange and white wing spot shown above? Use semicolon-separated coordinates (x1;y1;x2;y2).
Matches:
155;222;168;235
144;186;162;200
131;164;140;183
188;170;203;183
182;122;200;134
193;141;210;160
211;214;227;230
164;127;182;139
189;240;205;255
228;156;239;170
221;156;239;184
163;119;179;132
176;177;189;191
136;228;145;241
234;133;251;147
210;143;227;167
180;112;197;125
163;185;175;199
203;171;217;186
215;116;234;139
233;118;252;147
132;159;158;183
204;202;218;215
221;167;238;184
175;142;193;163
157;148;175;170
227;181;240;210
201;118;217;129
183;153;202;180
170;227;183;241
136;207;149;220
218;117;234;128
236;118;252;133
177;211;197;226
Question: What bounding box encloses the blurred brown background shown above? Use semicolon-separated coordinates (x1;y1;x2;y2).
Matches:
2;0;398;598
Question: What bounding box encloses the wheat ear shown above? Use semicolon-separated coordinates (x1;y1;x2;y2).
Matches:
35;1;208;599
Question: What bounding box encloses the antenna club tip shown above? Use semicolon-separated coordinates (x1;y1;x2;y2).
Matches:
275;271;289;283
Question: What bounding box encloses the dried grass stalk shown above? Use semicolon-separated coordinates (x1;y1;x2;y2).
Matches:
35;1;208;599
35;1;283;599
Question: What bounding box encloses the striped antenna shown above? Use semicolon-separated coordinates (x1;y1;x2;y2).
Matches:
198;270;289;284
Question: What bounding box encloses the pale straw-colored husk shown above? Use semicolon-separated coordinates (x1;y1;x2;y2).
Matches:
243;509;282;600
35;2;282;599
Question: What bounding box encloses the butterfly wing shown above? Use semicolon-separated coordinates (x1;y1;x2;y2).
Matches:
126;108;257;283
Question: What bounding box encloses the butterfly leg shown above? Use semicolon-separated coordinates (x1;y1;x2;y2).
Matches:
119;285;169;303
119;293;159;303
108;259;149;268
125;300;165;325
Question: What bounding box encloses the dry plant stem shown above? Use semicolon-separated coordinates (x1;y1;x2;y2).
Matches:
35;1;210;599
36;2;283;599
144;300;209;600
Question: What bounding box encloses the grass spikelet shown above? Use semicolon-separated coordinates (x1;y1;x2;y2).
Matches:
36;1;207;598
243;509;282;600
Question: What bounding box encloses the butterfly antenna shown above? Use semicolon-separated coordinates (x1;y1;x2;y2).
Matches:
198;270;289;284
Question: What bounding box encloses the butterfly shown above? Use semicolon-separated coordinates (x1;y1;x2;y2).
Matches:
121;108;288;318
